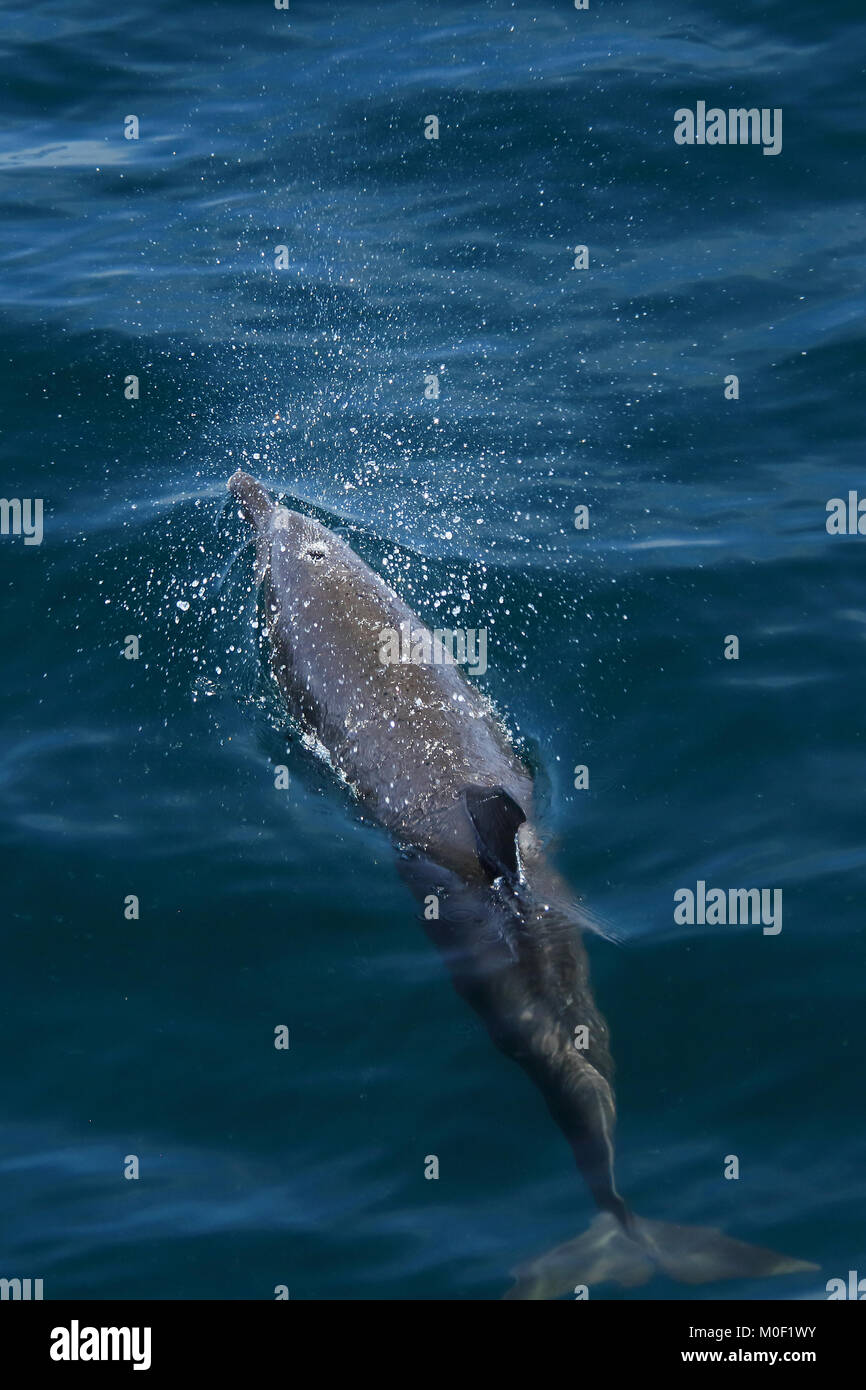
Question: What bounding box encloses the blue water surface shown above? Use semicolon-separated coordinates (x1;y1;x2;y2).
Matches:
0;0;864;1299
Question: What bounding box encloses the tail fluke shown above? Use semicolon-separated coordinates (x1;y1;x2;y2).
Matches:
505;1214;653;1299
505;1212;818;1300
634;1215;818;1286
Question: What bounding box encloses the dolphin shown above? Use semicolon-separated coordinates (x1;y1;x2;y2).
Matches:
226;469;816;1298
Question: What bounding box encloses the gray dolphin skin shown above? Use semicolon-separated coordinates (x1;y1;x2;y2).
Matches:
227;469;816;1299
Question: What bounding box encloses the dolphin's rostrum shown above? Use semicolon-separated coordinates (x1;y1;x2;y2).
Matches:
227;469;816;1298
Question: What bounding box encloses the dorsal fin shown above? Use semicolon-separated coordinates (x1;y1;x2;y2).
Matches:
462;784;526;882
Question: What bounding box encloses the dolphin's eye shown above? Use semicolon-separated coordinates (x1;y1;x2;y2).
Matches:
303;545;327;563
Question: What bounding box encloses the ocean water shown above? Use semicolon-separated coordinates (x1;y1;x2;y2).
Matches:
1;0;864;1301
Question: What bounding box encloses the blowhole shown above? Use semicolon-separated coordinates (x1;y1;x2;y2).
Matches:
303;545;328;563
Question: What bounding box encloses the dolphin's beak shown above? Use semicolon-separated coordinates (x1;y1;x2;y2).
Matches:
227;470;275;530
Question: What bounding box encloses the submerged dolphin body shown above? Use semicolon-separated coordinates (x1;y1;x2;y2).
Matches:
227;470;815;1298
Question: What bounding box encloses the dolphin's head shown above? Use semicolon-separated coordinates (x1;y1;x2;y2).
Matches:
265;505;377;617
272;507;334;565
229;470;345;578
228;470;381;618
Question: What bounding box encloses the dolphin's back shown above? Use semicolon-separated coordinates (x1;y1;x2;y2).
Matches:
229;470;533;855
